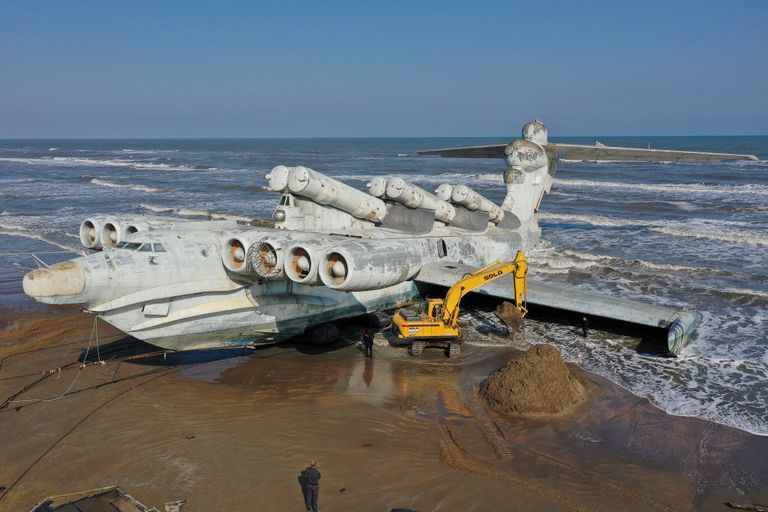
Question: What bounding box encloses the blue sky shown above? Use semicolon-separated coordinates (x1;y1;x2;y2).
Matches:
0;1;766;137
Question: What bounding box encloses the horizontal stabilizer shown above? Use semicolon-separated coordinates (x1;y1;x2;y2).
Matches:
544;143;758;163
418;144;507;159
418;142;758;162
415;261;701;355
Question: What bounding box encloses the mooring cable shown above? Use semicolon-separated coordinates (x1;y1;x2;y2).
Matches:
0;365;183;504
3;317;101;405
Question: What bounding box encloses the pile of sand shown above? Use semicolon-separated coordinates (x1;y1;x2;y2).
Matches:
480;344;587;416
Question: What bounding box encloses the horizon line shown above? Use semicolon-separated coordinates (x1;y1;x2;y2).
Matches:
0;133;766;140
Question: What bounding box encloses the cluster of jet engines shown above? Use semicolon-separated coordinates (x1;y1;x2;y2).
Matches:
216;165;510;292
71;163;513;295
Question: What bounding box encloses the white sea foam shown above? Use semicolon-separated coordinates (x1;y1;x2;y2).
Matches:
539;212;768;246
718;287;768;299
139;203;173;213
528;240;745;279
556;178;768;196
649;225;768;246
121;148;180;154
521;316;768;436
539;212;643;228
88;178;159;193
0;156;214;172
0;220;79;253
140;204;252;222
475;173;504;182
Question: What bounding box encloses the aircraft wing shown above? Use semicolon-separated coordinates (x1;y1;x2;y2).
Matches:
418;141;758;162
544;142;758;162
415;261;701;356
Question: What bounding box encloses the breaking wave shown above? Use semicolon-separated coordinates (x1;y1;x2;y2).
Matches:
84;177;160;193
120;148;180;154
556;178;768;196
539;213;768;245
0;220;79;253
139;204;252;222
528;240;756;280
0;156;215;172
649;225;768;246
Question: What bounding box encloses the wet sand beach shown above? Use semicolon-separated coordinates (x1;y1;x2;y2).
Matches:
1;306;767;511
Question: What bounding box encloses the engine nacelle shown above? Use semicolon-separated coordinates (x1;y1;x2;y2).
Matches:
247;237;287;280
318;239;426;291
79;216;110;249
221;235;251;273
284;241;333;285
100;217;181;247
99;217;127;247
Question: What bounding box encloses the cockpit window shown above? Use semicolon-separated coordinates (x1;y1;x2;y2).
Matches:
153;243;166;252
139;244;152;252
123;242;143;250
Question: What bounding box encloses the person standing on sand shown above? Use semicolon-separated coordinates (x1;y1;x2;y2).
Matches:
300;459;321;512
362;329;374;358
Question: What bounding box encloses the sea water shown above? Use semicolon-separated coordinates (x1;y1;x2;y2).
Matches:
0;136;766;435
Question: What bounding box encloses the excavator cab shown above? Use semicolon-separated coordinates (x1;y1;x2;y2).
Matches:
392;251;528;357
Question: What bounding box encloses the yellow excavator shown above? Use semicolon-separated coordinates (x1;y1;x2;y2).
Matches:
392;251;528;357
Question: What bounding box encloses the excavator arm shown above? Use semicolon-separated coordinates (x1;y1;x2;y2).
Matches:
442;251;528;327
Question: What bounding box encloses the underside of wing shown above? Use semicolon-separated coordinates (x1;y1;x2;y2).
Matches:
544;142;758;163
417;144;507;158
415;261;701;355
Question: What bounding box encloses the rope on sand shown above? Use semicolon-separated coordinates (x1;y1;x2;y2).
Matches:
4;317;104;405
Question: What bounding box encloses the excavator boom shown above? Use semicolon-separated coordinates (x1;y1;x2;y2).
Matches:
443;251;528;327
391;251;528;348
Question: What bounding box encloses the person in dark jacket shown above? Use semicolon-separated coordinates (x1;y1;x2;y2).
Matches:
363;329;374;358
300;459;321;512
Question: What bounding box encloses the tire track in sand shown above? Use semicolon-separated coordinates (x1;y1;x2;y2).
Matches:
438;421;596;512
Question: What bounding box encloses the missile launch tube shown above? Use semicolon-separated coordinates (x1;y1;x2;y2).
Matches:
450;185;504;223
266;165;291;193
287;166;387;223
385;178;455;223
366;176;388;198
435;183;454;202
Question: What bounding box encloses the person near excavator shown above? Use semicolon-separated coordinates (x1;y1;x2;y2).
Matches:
362;329;374;358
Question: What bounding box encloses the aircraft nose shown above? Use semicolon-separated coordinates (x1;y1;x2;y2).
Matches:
23;261;86;303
